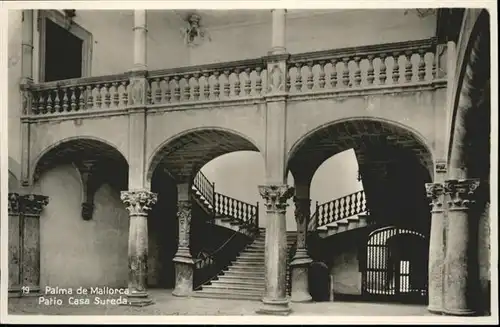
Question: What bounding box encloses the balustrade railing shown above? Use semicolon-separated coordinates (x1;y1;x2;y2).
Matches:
193;171;215;209
308;190;367;231
214;193;259;228
25;38;444;117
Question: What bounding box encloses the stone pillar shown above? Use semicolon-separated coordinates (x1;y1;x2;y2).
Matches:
258;185;294;315
270;9;287;55
19;194;49;295
20;10;35;186
133;10;147;70
172;182;195;297
442;178;480;316
425;180;446;314
120;190;157;306
290;183;312;302
8;193;21;296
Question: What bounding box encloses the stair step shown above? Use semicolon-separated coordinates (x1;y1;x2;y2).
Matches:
217;275;265;282
201;284;264;293
223;271;265;278
192;290;262;301
209;279;265;287
229;266;264;272
231;261;264;267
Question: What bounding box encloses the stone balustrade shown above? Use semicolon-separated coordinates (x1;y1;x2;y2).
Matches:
23;37;444;118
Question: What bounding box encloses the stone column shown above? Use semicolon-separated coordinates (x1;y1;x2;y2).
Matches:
172;182;194;297
133;10;147;71
8;193;21;296
442;179;480;316
425;180;446;313
20;10;34;186
290;183;312;302
120;190;157;306
257;185;294;315
19;194;49;296
270;9;287;55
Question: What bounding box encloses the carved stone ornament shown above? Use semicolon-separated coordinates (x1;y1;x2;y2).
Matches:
435;160;447;174
180;13;211;47
258;184;295;213
293;197;311;225
444;179;480;211
19;194;49;216
177;200;192;247
425;182;445;212
120;190;158;216
130;77;146;106
8;193;20;215
269;65;284;93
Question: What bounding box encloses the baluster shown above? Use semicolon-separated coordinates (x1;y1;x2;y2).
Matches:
330;58;338;88
235;69;242;97
417;49;426;81
192;73;200;101
32;93;39;115
62;88;69;112
200;73;209;100
354;56;362;86
95;84;102;108
161;77;170;103
294;63;303;92
46;90;53;113
102;83;110;108
154;78;162;103
213;71;221;99
182;75;190;101
244;68;251;96
432;51;437;79
366;55;375;85
342;57;350;87
86;85;94;108
53;89;61;112
121;81;128;106
318;60;326;89
404;51;413;82
38;92;45;114
223;70;230;98
173;76;181;102
392;52;400;84
111;83;119;107
306;61;314;90
146;81;152;104
379;53;387;85
78;86;86;110
255;67;262;95
71;86;78;111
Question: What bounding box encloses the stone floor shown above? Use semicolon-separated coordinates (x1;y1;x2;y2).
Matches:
7;289;434;316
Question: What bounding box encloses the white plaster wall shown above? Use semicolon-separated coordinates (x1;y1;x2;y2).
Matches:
33;165;129;288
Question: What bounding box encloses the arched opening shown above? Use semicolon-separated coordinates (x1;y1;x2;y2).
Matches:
287;118;433;303
146;128;264;291
308;261;331;302
31;138;129;289
363;226;428;304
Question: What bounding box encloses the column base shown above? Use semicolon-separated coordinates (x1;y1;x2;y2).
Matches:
291;292;312;303
172;254;194;297
122;291;154;307
442;308;477;316
427;305;444;315
256;297;292;316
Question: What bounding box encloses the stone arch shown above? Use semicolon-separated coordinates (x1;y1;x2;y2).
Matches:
8;157;21;192
286;117;435;182
146;126;263;185
31;135;129;186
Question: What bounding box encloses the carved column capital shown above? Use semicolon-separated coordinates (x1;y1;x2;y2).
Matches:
8;193;20;215
444;179;480;211
176;199;193;257
19;194;49;217
435;160;447;174
120;190;157;216
259;184;294;214
425;182;446;213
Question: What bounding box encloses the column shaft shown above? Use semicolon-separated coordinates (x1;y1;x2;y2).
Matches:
258;185;294;315
172;183;194;297
291;194;312;302
18;194;49;296
21;10;34;82
8;194;21;296
442;179;480;316
270;9;286;54
133;10;147;70
425;182;446;313
121;190;157;306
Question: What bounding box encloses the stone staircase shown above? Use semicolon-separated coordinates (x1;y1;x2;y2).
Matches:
316;213;374;238
192;229;297;301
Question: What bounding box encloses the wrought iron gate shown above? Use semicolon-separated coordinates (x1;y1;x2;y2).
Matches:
362;226;428;303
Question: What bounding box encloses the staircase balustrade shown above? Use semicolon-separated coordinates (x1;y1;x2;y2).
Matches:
214;192;259;229
25;38;444;117
308;190;367;231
